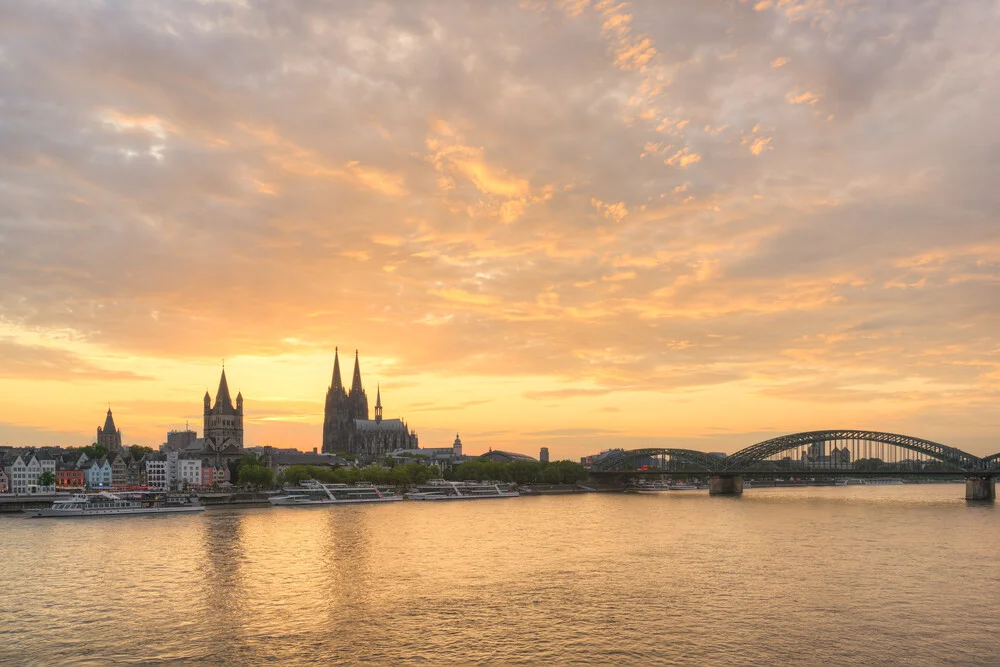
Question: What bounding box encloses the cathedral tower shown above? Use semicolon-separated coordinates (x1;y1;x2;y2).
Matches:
322;348;352;453
348;350;369;421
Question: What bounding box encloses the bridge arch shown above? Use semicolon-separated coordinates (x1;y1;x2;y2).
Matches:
725;430;980;472
589;448;726;473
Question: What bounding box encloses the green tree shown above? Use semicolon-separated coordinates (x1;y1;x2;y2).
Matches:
37;470;56;487
238;464;274;489
79;443;108;460
128;445;154;459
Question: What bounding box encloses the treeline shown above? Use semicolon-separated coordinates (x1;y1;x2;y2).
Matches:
278;462;440;487
448;460;587;485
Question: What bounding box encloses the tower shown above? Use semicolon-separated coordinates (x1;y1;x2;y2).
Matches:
203;367;243;452
453;433;463;458
323;348;352;453
348;349;369;421
96;408;123;454
375;385;383;424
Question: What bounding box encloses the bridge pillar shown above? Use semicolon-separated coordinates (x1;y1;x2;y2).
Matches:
965;476;996;501
709;475;743;496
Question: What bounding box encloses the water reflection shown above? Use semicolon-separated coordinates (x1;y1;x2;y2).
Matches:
1;488;999;665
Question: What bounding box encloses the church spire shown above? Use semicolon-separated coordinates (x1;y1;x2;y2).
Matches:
331;347;343;392
351;349;364;394
215;367;234;412
375;384;382;423
103;407;117;434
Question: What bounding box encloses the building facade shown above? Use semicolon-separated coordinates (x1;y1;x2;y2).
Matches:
97;408;123;454
3;454;56;494
322;349;418;459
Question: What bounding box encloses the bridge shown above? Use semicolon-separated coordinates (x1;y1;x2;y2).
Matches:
587;430;999;500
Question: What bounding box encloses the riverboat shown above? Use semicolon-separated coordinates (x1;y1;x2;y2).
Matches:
27;492;204;518
627;481;700;493
863;478;905;486
269;481;403;506
405;480;520;501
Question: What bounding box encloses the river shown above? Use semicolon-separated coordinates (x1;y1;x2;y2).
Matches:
1;484;998;665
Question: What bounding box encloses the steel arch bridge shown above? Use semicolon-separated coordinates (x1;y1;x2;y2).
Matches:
589;430;993;476
726;430;981;473
589;448;727;474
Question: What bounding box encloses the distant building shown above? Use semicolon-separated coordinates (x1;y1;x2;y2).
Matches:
478;449;538;463
56;463;85;489
453;434;463;458
96;408;123;454
0;467;8;493
264;448;348;477
539;447;550;463
322;349;418;459
162;429;198;453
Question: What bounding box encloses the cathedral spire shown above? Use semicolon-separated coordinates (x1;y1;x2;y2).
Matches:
375;384;382;423
350;349;364;394
332;347;343;392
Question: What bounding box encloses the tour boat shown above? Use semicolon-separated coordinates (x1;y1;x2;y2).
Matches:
28;492;204;518
627;481;700;493
863;478;905;486
269;481;403;506
405;480;520;501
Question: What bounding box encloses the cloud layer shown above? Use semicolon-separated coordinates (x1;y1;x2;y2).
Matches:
1;0;998;455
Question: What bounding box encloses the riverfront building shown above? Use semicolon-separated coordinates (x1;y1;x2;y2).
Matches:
2;453;56;494
322;349;418;459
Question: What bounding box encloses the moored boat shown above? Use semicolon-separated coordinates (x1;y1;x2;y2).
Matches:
28;492;204;518
269;481;403;506
405;480;519;501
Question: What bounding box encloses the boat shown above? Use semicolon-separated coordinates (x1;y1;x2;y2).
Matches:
269;481;403;506
863;478;905;486
405;480;520;501
627;481;700;493
28;492;204;518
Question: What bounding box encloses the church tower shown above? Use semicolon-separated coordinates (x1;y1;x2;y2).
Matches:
96;408;123;453
322;348;352;453
203;367;243;452
348;350;369;421
375;385;383;424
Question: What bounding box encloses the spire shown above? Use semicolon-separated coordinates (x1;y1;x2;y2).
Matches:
375;385;382;409
214;367;234;412
103;408;117;434
350;349;363;394
375;384;383;423
331;347;343;392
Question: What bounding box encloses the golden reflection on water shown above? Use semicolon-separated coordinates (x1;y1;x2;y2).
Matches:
1;486;999;665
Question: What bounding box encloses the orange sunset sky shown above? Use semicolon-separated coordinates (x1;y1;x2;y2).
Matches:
1;1;999;459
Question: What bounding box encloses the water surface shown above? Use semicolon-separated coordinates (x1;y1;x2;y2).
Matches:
1;485;997;665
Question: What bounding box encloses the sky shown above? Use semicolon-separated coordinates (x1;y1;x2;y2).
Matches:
1;0;999;459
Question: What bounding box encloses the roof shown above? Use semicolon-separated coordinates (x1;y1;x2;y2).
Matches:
102;408;117;434
477;450;538;463
274;452;347;467
354;418;406;431
212;369;236;414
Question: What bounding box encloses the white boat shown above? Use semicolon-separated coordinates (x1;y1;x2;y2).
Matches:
405;480;520;501
863;478;905;486
269;481;403;506
628;481;700;493
28;492;204;518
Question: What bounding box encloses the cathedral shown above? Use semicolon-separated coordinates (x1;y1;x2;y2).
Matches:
322;349;418;459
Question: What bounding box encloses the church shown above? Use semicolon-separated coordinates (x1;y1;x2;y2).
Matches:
322;349;418;459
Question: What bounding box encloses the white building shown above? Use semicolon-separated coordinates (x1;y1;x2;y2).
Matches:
84;459;113;489
3;454;56;494
177;457;202;488
145;455;169;490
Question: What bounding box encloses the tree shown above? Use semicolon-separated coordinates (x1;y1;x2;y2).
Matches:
37;471;56;488
79;443;108;460
238;464;274;489
129;445;154;459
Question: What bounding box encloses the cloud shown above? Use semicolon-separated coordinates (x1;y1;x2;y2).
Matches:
0;0;999;455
